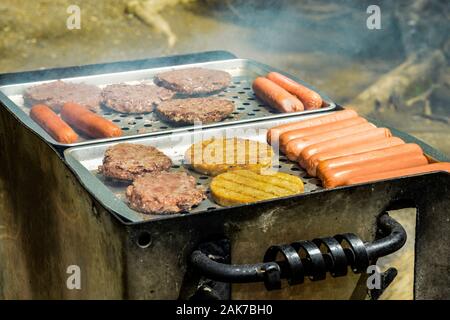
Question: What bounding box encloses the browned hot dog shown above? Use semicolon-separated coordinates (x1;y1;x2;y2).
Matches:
267;109;358;145
299;128;394;168
319;153;429;188
30;104;78;143
266;72;322;110
317;143;423;177
61;102;122;139
345;162;450;185
252;77;304;113
304;135;403;176
284;122;376;161
279;116;367;152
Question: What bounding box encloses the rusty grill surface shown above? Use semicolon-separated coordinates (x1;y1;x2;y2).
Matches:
64;113;331;223
0;59;336;148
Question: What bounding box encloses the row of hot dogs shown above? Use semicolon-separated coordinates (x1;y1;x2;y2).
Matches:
252;72;324;113
30;103;122;143
267;109;450;188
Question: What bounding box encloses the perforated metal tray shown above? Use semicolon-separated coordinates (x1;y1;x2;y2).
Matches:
64;112;333;223
0;59;336;149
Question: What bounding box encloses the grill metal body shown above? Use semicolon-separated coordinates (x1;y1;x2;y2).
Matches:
0;51;449;299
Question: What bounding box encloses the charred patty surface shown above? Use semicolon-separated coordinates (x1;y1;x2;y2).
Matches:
101;83;174;114
98;143;172;181
24;80;102;112
156;98;234;125
126;171;206;214
154;67;231;95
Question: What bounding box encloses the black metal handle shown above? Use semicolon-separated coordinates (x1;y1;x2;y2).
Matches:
190;213;406;291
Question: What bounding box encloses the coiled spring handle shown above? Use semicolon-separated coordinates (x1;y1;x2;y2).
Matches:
190;213;406;290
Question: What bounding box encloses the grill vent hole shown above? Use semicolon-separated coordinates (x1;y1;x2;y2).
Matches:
136;231;152;248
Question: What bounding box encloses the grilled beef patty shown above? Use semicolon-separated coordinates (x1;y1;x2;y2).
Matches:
156;98;234;125
126;171;206;214
154;67;231;95
24;80;102;112
101;83;174;114
98;143;172;181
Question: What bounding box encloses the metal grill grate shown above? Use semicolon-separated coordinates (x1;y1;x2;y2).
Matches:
64;112;333;222
94;157;323;221
98;77;279;137
1;59;336;148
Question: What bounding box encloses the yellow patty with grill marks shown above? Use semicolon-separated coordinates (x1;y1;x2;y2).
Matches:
185;138;274;176
210;170;304;206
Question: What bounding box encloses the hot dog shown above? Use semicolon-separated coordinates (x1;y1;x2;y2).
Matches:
284;122;376;161
279;116;367;152
30;104;78;144
252;77;304;113
317;143;423;177
61;102;122;139
319;153;429;188
266;72;322;110
267;109;358;145
304;135;403;176
345;162;450;185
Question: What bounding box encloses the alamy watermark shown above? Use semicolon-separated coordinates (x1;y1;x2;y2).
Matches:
66;5;81;30
366;265;382;289
366;5;381;30
66;265;81;290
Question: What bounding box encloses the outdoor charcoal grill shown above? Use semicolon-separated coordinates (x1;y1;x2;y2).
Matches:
0;51;448;299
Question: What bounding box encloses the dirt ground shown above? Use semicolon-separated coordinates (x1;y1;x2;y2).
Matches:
0;0;448;300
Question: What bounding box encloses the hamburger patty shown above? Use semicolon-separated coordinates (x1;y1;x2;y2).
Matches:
98;143;172;181
101;83;174;114
126;171;206;214
154;67;231;95
156;98;234;125
24;80;102;112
